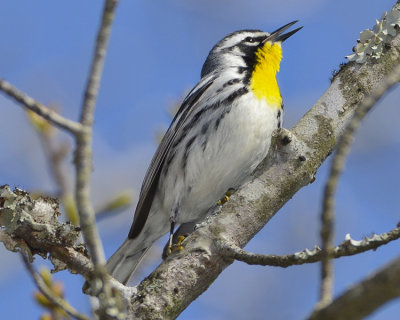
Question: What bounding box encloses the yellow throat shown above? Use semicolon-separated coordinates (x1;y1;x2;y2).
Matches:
250;41;282;109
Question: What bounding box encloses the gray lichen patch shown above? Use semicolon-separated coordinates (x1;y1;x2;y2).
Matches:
339;34;400;115
337;63;370;115
347;6;400;63
311;115;336;162
0;185;83;267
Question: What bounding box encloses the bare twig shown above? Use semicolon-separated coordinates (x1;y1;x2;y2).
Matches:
308;256;400;320
40;135;70;200
75;0;118;268
319;62;400;306
73;0;119;317
222;227;400;267
28;113;79;225
0;79;82;135
21;253;91;320
95;190;133;221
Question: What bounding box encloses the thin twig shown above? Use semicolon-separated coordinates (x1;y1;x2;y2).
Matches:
308;256;400;320
0;78;82;135
319;62;400;306
21;253;91;320
73;0;119;317
75;0;118;267
33;122;79;224
223;227;400;267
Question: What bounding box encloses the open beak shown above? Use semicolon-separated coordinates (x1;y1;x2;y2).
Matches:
264;20;303;43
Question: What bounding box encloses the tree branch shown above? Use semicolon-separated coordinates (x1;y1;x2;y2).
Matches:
75;0;118;269
21;253;91;320
0;185;93;277
73;0;119;317
319;45;400;306
221;227;400;267
0;78;83;135
308;256;400;320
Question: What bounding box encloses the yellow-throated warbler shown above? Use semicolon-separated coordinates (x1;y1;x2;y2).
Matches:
107;21;302;284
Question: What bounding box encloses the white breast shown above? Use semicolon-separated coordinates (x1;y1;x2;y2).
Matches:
157;91;280;224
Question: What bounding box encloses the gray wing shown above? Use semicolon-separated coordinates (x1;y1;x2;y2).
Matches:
128;75;215;239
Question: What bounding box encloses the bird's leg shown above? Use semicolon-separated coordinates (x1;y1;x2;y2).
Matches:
170;235;186;252
165;216;185;256
168;220;176;250
162;222;196;259
218;188;234;205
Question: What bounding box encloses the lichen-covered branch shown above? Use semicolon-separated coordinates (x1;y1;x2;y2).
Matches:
308;256;400;320
222;227;400;267
0;185;92;277
0;78;83;135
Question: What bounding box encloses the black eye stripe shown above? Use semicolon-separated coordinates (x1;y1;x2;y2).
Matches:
243;35;266;45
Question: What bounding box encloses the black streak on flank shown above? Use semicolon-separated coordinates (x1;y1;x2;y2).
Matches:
202;137;208;152
175;100;222;149
172;111;201;150
217;78;241;93
182;136;196;172
214;109;229;130
163;151;176;176
224;78;241;87
215;118;221;131
213;87;249;132
223;87;249;105
277;109;282;128
201;123;209;135
201;124;209;151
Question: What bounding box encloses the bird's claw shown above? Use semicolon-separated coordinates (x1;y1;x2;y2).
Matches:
166;235;186;256
218;189;233;205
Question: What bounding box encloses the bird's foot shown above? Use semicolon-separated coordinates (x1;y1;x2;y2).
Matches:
218;188;234;205
166;235;187;256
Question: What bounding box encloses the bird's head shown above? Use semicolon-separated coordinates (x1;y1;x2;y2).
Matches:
201;21;302;107
201;20;302;79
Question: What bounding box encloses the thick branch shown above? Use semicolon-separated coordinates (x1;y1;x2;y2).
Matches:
222;227;400;267
308;256;400;320
0;78;83;135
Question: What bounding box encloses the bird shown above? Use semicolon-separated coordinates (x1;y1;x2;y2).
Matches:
107;21;302;285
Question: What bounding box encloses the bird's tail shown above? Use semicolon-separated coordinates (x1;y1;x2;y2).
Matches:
106;238;149;285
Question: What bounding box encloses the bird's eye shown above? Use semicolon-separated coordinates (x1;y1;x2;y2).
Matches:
244;37;255;43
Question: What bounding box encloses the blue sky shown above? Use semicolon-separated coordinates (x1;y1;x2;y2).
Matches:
1;1;399;319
